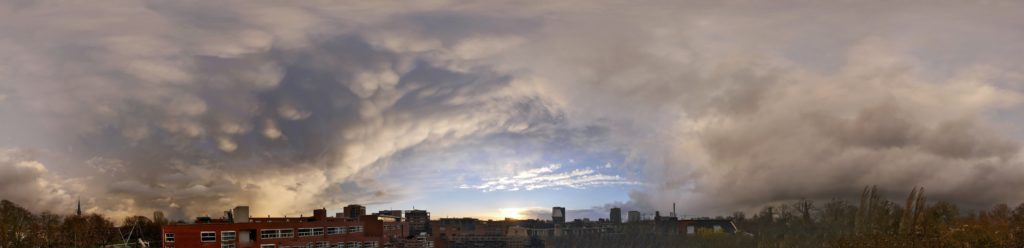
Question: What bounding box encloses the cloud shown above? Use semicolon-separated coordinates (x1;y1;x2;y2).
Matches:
1;0;1023;221
0;149;76;212
460;163;638;192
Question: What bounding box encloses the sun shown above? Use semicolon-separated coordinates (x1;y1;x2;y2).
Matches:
498;208;525;219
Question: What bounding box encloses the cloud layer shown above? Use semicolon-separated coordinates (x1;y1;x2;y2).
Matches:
1;0;1023;220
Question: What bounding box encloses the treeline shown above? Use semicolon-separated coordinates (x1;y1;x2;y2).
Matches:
551;186;1024;248
733;186;1024;247
0;200;164;247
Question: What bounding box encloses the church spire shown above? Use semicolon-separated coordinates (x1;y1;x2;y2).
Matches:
76;197;82;216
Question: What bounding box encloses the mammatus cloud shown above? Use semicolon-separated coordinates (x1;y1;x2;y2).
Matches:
459;164;638;192
1;0;1023;221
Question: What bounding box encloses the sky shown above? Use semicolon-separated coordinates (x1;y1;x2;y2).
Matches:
1;0;1024;222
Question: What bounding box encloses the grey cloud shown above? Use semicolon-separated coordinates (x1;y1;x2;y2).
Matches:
0;1;549;220
2;0;1024;221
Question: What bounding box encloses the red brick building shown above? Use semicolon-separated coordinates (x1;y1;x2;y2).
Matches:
162;206;404;248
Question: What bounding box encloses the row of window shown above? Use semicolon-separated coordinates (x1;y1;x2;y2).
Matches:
262;228;296;239
259;241;379;248
264;226;362;239
200;231;235;242
164;227;364;244
165;231;236;243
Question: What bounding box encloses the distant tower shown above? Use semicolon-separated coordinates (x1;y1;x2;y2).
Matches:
344;204;366;219
552;207;566;224
672;203;677;218
76;198;82;216
610;207;622;223
627;211;641;222
405;210;431;235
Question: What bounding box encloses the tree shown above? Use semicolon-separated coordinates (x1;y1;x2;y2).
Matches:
0;199;39;247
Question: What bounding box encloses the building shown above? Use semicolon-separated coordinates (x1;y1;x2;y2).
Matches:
609;208;621;224
405;210;431;236
161;206;388;248
678;219;738;235
432;218;524;248
551;207;565;225
344;204;366;220
376;210;403;220
627;211;641;222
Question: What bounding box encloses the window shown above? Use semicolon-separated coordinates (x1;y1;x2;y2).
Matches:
298;228;312;237
686;226;695;234
312;228;324;236
315;241;329;248
221;244;236;248
222;231;236;241
260;245;276;248
363;241;379;248
164;233;175;242
333;243;344;248
347;226;363;233
261;229;279;239
201;231;217;242
280;229;294;238
713;225;723;232
327;227;342;235
346;242;360;248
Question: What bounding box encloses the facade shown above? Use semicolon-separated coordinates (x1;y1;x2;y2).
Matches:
432;218;525;248
627;211;641;223
405;210;431;236
343;205;366;220
551;207;565;225
609;208;621;224
161;206;387;248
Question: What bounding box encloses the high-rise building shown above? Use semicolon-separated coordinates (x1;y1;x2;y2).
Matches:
609;207;622;223
344;204;366;219
406;210;431;235
552;207;566;224
627;211;641;222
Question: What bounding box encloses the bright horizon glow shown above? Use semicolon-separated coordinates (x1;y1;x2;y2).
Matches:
498;208;526;220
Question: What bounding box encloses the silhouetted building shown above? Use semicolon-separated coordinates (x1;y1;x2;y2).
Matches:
627;211;641;222
314;208;328;220
406;210;431;235
609;208;621;223
552;207;565;224
344;204;366;219
76;198;82;216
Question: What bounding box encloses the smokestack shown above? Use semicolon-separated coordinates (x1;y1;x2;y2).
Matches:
672;203;677;218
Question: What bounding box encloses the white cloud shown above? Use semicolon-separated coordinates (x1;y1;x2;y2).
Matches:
462;164;639;192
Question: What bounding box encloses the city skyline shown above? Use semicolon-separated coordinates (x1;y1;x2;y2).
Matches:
3;0;1024;226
